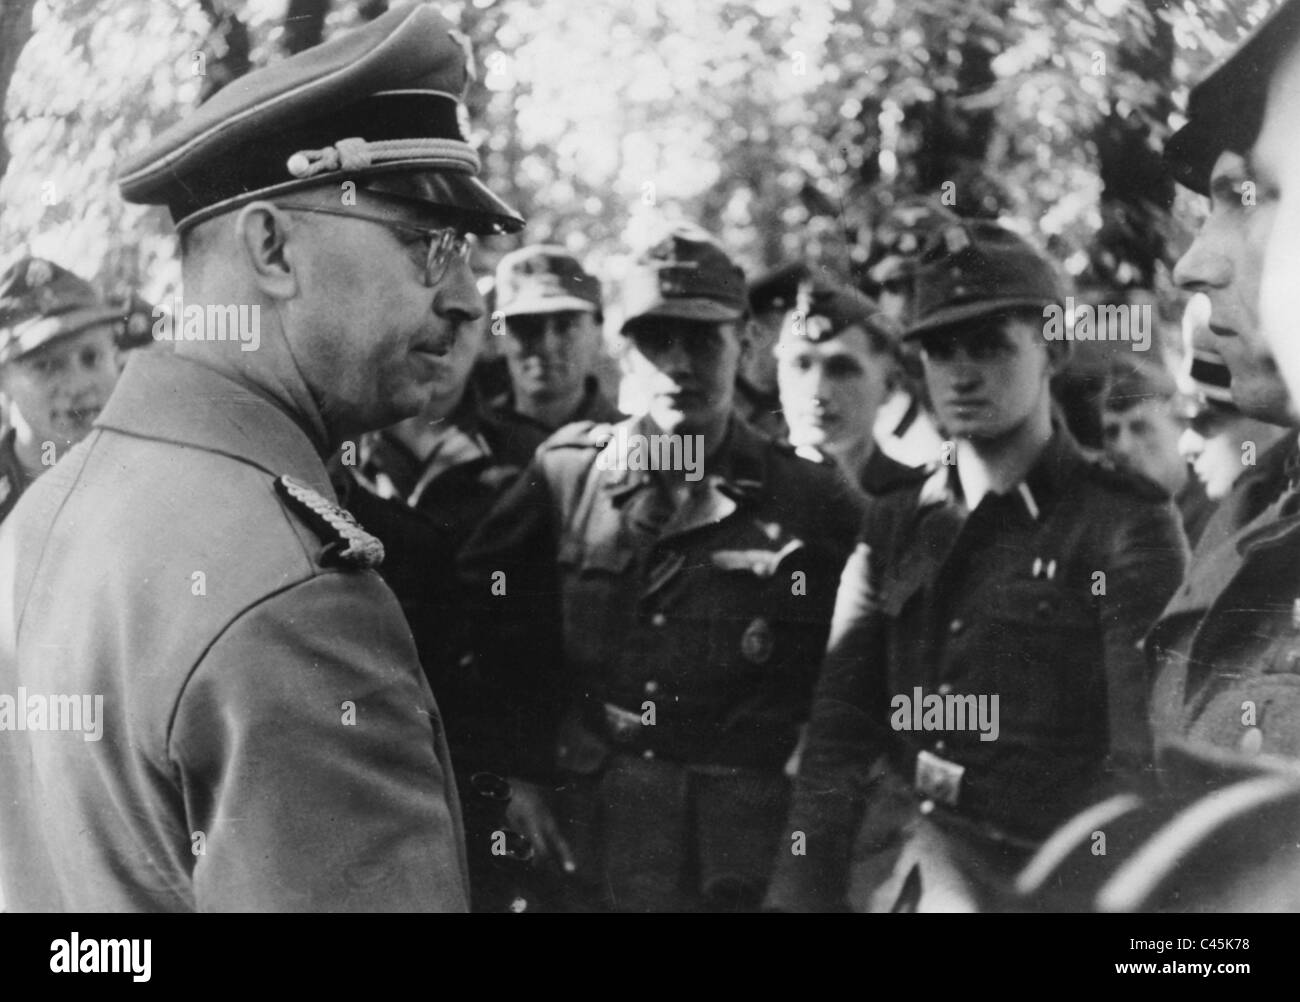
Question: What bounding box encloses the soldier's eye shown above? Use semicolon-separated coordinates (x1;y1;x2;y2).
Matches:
825;357;864;379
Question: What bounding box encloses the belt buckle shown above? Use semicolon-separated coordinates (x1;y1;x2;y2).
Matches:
914;749;964;807
602;702;643;745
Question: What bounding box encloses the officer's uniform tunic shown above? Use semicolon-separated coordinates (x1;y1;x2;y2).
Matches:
0;429;30;526
1147;434;1300;759
766;428;1187;911
0;352;469;911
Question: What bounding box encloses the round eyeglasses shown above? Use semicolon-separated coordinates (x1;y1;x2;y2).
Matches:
275;204;473;287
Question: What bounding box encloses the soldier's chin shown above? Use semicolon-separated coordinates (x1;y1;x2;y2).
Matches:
787;424;827;450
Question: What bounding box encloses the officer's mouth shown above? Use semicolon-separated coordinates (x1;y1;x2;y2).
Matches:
1209;323;1240;340
411;337;452;359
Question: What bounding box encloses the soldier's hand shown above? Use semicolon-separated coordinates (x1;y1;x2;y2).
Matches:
507;778;577;875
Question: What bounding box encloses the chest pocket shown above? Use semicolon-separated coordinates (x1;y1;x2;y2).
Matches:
557;536;636;667
986;577;1103;733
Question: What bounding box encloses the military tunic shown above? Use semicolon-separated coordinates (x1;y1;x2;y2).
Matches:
0;351;469;912
0;428;31;525
458;412;863;910
486;375;625;473
766;428;1187;912
1147;434;1300;760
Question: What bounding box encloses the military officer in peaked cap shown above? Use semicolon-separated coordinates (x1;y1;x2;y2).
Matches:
0;257;122;525
1145;0;1300;767
1010;3;1300;914
767;220;1186;912
0;3;522;911
458;224;864;911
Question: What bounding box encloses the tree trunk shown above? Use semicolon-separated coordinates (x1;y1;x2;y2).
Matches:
0;0;37;185
1091;0;1176;290
283;0;330;56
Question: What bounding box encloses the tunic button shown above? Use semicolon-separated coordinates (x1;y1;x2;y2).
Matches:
948;619;965;636
651;612;667;627
644;680;659;695
934;740;947;754
1036;600;1053;619
1239;727;1264;756
642;749;656;761
919;799;936;815
938;683;954;696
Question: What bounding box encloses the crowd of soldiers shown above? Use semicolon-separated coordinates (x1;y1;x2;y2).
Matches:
1;0;1300;913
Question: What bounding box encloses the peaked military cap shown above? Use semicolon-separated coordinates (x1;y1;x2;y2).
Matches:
118;3;523;235
1165;0;1300;196
904;220;1064;340
0;257;120;366
621;223;747;327
783;281;897;346
495;245;600;317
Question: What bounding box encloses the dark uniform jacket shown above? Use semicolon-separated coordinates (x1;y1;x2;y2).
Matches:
486;375;624;473
858;446;923;497
767;427;1187;911
459;412;863;773
734;377;787;442
1147;433;1300;760
0;351;468;912
0;428;31;525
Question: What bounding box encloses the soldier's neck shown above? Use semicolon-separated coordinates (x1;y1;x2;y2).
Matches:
955;407;1053;511
516;383;584;430
826;434;877;486
12;430;54;482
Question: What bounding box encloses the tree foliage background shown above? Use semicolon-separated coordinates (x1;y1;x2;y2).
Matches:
0;0;1283;323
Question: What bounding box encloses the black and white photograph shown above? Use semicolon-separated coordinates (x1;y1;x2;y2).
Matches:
0;0;1295;976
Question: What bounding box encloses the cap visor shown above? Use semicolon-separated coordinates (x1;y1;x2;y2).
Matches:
363;168;525;235
904;298;1054;340
626;299;745;325
500;296;597;317
5;307;123;363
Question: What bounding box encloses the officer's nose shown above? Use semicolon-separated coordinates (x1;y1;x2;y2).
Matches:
659;337;694;380
432;256;484;326
1172;229;1231;293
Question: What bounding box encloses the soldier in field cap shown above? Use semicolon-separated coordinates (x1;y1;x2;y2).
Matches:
0;257;123;524
459;222;864;911
0;3;521;912
488;245;622;465
768;219;1186;912
773;281;922;496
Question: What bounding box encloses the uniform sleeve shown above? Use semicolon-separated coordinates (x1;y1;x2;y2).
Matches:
455;458;567;781
169;571;469;912
766;536;894;912
1099;495;1188;785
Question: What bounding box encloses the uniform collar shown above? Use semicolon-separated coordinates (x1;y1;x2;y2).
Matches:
95;350;337;500
491;375;620;431
600;411;769;506
918;424;1083;523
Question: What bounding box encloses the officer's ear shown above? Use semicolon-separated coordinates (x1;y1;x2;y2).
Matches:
1044;335;1071;375
235;201;299;301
